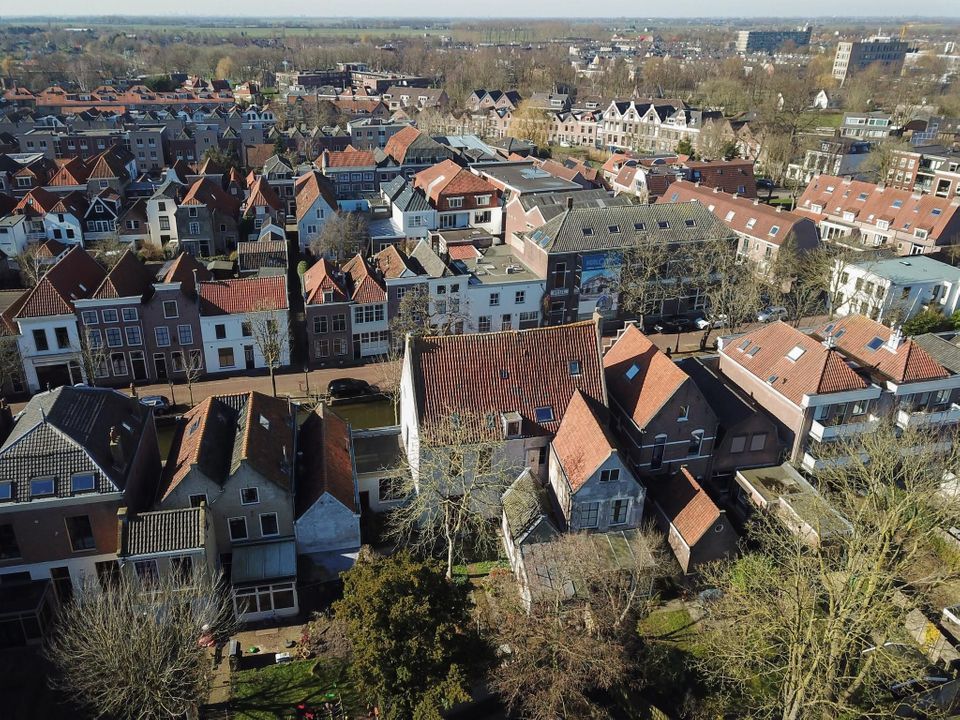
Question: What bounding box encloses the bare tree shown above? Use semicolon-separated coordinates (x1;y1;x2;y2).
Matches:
14;244;48;288
486;529;666;720
861;138;912;184
45;568;237;720
89;233;129;271
697;423;960;720
507;100;551;151
248;303;290;398
308;212;369;263
75;326;110;387
0;329;25;397
388;410;521;579
183;348;204;407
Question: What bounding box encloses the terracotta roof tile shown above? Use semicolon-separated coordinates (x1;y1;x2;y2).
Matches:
303;258;350;304
15;246;105;319
814;315;950;384
294;170;338;221
413;159;498;207
341;255;386;304
650;467;721;546
603;324;690;428
410;321;606;436
199;276;288;315
322;147;376;168
244;176;283;213
721;321;869;405
158;252;213;295
181;177;241;215
551;390;616;492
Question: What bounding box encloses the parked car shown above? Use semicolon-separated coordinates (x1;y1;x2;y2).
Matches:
695;314;728;330
328;378;378;400
757;306;788;323
757;178;775;190
140;395;172;415
653;316;696;334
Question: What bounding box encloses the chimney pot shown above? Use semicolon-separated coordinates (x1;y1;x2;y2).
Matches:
566;196;574;210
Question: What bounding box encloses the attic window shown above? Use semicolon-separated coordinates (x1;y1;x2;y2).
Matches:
259;414;270;430
892;200;904;209
535;407;555;423
70;473;96;493
746;218;757;229
747;346;761;357
582;227;594;236
569;360;581;376
932;208;942;216
670;192;679;202
0;482;11;502
30;477;55;497
767;375;778;384
737;339;751;352
625;363;640;380
634;222;646;231
769;225;780;237
725;210;736;221
500;368;509;380
834;329;846;340
866;336;885;351
658;221;670;229
608;225;621;234
685;219;696;227
786;345;805;362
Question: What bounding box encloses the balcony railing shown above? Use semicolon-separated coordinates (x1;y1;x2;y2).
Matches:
896;403;960;430
808;415;879;443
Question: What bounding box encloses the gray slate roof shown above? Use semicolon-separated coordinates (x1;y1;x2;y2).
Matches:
0;386;152;503
122;506;206;556
525;202;732;254
517;188;633;216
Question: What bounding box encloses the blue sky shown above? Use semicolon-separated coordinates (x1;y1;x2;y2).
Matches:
8;2;960;18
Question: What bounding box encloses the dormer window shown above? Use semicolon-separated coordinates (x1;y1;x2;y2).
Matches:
501;411;522;439
0;481;12;502
71;473;96;493
30;477;55;497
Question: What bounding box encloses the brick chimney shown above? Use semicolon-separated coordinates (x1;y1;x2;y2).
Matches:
116;507;129;557
108;425;124;469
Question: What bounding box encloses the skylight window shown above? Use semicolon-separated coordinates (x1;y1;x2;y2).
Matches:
670;192;679;201
725;211;736;222
634;222;646;231
932;208;943;216
30;477;55;497
767;375;778;384
568;360;581;376
892;200;904;209
747;346;761;357
738;339;751;352
746;218;757;229
857;192;868;201
608;225;621;234
658;221;670;229
70;473;96;493
834;329;846;340
685;219;696;227
582;227;594;236
769;225;780;237
866;336;885;351
786;345;805;361
625;363;640;380
259;414;270;430
535;406;555;423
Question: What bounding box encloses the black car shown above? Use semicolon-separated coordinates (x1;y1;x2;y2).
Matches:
756;178;775;190
327;378;377;400
653;316;695;334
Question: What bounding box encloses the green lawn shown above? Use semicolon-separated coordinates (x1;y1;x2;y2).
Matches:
230;659;363;719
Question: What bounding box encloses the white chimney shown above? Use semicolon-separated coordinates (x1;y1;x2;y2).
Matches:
886;326;904;352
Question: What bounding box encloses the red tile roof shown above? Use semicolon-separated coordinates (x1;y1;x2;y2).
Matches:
294;170;338;221
796;174;960;241
660;180;814;247
447;244;481;261
303;258;350;305
199;276;288;315
47;157;91;187
383;125;421;164
14;187;60;216
603;324;690;429
413;159;498;207
181;177;241;215
322;147;377;168
551;389;617;492
14;246;105;319
296;406;357;518
721;321;869;405
813;315;949;384
410;321;606;436
650;467;721;546
244;176;283;213
159;252;213;295
371;244;413;279
341;254;386;304
684;159;757;198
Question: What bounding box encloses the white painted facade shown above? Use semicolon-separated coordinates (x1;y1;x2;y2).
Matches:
831;257;960;322
199;310;291;374
296;196;337;252
15;314;85;392
465;277;544;333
